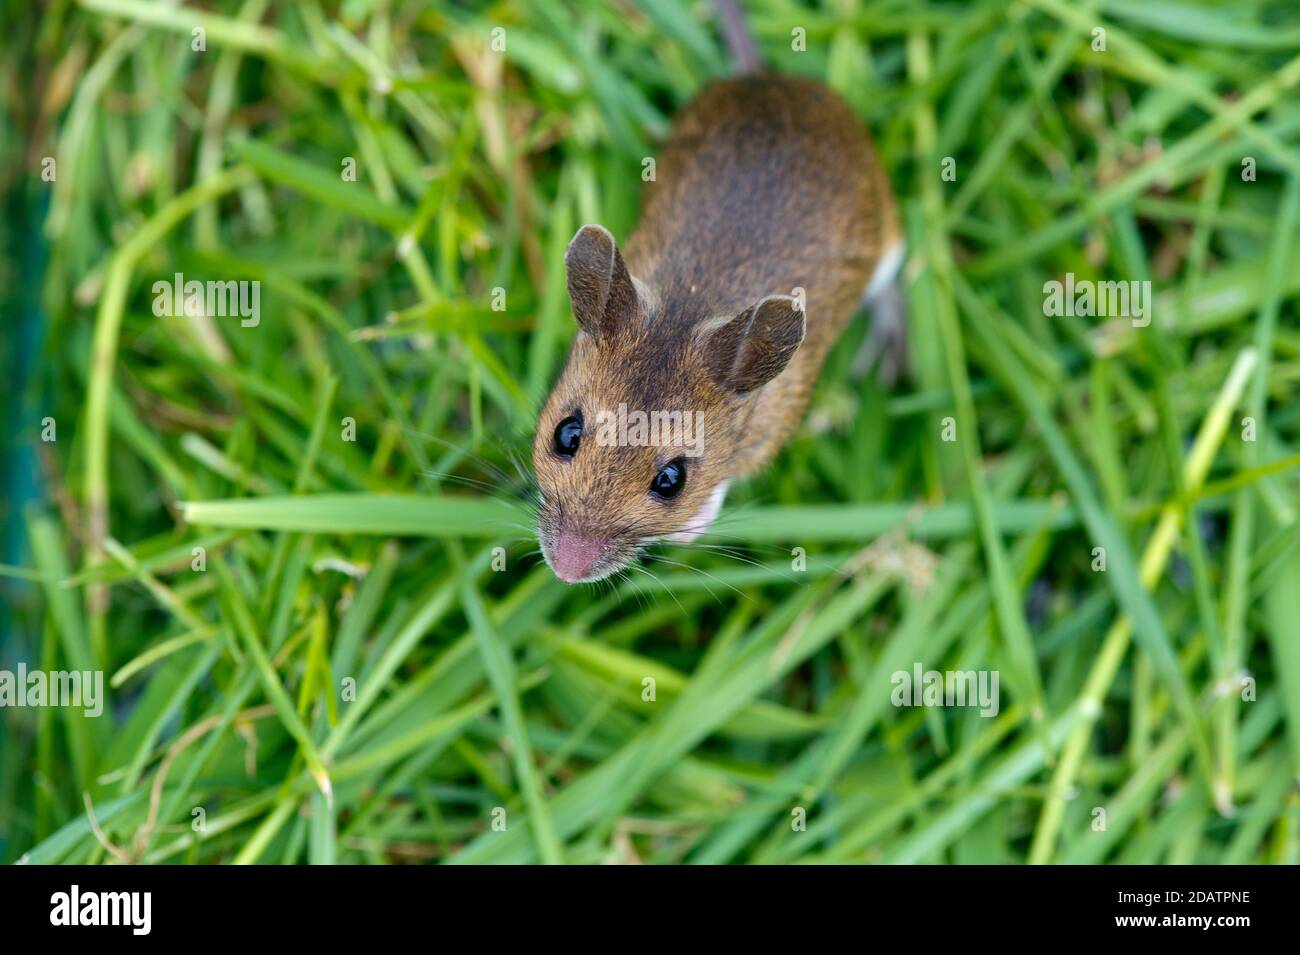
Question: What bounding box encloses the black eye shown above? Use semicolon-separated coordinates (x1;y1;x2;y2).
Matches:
554;413;582;457
650;458;686;499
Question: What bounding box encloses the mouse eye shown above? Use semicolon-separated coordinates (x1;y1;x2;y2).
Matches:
650;458;686;499
553;413;583;457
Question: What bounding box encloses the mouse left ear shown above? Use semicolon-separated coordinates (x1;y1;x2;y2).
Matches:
565;224;640;342
702;295;806;393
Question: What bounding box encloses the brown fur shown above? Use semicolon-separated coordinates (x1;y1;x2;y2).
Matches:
533;75;899;581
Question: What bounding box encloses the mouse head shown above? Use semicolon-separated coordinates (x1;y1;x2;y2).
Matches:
533;224;805;584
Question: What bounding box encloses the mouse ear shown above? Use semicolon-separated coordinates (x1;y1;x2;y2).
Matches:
702;295;806;393
565;224;639;342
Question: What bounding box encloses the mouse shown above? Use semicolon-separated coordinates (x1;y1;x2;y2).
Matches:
533;2;904;584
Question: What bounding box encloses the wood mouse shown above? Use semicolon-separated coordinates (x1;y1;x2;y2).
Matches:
534;3;904;584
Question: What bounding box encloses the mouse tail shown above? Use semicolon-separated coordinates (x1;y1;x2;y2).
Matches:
713;0;763;74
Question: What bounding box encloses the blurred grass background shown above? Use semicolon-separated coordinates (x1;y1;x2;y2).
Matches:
2;0;1299;864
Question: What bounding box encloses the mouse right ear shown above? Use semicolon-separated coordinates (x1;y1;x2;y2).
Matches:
565;224;639;342
702;295;807;393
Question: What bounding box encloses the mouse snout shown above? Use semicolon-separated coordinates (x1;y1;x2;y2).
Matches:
549;530;609;584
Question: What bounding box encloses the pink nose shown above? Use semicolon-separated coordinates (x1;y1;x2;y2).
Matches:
550;531;607;583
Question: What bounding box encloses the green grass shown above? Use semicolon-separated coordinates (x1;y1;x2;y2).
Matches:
2;0;1299;864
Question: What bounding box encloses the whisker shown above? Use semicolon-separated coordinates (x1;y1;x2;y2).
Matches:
630;563;687;615
615;567;651;610
417;470;502;494
679;544;774;571
642;553;743;603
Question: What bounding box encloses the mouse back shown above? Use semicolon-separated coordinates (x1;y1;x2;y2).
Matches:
624;74;892;351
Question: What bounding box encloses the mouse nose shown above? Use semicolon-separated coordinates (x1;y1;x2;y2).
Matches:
550;531;607;583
